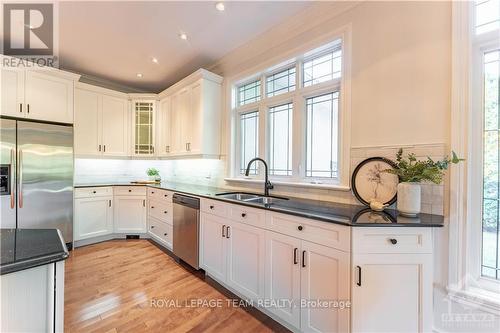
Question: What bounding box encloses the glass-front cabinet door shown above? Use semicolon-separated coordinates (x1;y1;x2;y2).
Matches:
133;100;155;155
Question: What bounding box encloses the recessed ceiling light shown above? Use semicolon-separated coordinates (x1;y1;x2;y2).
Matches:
151;57;159;64
136;73;143;78
179;32;188;40
215;2;225;11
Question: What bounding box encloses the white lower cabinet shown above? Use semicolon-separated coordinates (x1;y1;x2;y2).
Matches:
113;195;147;233
200;212;266;301
74;196;113;241
148;217;173;249
351;227;433;333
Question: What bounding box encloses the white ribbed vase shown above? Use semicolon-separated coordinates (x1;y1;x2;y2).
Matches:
397;182;421;217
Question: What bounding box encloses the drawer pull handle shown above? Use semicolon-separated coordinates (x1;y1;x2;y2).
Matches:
210;205;214;209
356;265;362;286
297;225;303;231
389;238;398;245
241;213;246;218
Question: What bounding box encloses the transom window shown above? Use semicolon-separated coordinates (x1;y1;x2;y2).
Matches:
238;80;261;106
232;37;348;186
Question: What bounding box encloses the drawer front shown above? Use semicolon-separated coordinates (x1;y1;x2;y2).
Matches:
148;200;173;223
74;186;113;198
352;227;433;254
148;218;172;248
148;187;174;202
113;186;146;196
229;204;265;228
266;212;350;252
201;199;228;218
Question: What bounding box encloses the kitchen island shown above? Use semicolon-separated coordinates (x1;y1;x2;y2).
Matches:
0;229;69;333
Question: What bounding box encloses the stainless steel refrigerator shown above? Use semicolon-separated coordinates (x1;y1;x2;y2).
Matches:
0;118;73;247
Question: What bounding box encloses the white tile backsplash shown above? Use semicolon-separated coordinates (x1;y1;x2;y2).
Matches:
75;143;447;215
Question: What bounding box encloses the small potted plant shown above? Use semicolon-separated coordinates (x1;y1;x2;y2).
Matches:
384;149;463;216
146;168;161;182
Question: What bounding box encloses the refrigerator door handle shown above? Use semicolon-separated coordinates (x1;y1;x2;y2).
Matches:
18;149;23;208
10;148;15;209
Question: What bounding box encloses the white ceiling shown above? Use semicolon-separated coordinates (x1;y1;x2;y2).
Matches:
59;1;311;92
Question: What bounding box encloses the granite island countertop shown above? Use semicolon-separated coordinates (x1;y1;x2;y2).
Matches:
74;180;444;228
0;229;69;275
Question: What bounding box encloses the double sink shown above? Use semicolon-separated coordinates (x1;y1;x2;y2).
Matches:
216;192;289;205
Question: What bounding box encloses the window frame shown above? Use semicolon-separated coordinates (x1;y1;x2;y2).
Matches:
228;26;351;189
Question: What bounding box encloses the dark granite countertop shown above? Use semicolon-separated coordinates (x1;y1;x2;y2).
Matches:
74;181;444;228
1;229;69;275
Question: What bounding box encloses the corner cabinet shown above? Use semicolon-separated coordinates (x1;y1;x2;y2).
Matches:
158;69;223;158
1;58;79;124
113;186;147;233
131;98;157;156
74;187;114;241
74;83;129;157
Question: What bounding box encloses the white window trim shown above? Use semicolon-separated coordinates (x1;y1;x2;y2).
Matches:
449;0;500;311
226;25;352;189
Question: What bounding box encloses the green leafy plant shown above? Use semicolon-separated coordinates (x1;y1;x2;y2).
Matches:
384;149;464;184
146;168;160;177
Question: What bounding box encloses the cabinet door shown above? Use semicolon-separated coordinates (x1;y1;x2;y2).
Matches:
113;196;146;233
178;88;190;153
226;221;265;301
351;253;433;333
300;240;350;333
25;70;73;123
74;197;113;240
102;95;128;156
132;101;155;155
157;97;172;156
1;67;24;117
74;89;101;156
188;81;202;154
265;231;301;328
200;213;227;282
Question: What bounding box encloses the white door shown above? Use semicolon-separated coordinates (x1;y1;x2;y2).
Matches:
351;253;433;333
265;231;301;328
157;97;172;156
200;213;227;282
74;89;101;155
113;196;146;233
188;81;202;154
226;221;265;301
300;240;350;333
102;95;128;156
74;197;113;241
25;70;73;123
1;67;24;117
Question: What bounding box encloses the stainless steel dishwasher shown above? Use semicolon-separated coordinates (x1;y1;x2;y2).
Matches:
172;193;200;269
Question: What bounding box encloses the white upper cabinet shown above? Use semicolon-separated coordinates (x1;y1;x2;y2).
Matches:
131;99;156;156
74;83;129;157
157;97;172;156
158;69;223;158
1;57;79;123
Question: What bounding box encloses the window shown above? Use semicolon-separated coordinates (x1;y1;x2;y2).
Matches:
238;80;261;106
269;103;293;176
240;111;259;174
134;101;154;154
303;48;342;87
306;92;339;178
266;67;296;97
475;0;500;35
481;49;499;280
231;34;350;186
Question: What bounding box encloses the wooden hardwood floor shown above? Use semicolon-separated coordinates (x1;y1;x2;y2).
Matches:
65;240;287;333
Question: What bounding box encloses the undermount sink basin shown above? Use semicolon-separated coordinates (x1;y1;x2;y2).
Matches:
216;192;289;204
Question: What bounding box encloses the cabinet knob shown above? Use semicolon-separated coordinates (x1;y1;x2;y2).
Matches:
164;194;168;197
164;211;167;214
128;189;132;192
92;190;96;194
389;238;398;245
151;225;155;229
241;213;247;218
210;205;214;209
297;225;303;231
151;206;154;209
151;191;154;194
164;233;167;236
